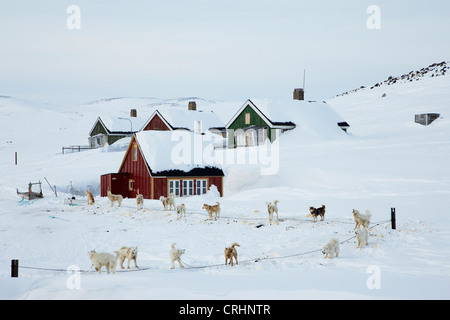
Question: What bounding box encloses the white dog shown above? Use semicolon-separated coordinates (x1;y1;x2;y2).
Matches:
322;238;340;259
170;243;185;269
160;193;175;211
176;204;186;219
88;250;120;274
167;193;176;210
107;190;123;207
136;189;144;210
266;200;279;224
118;246;138;269
356;227;369;250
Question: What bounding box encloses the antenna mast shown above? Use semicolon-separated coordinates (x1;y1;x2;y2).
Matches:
303;69;306;90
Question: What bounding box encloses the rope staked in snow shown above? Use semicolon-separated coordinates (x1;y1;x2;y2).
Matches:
16;220;391;274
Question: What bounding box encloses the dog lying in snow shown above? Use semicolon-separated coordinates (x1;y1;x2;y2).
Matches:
136;189;144;210
353;209;372;230
309;205;326;222
322;238;339;259
202;202;220;220
170;243;185;269
85;190;95;205
107;190;123;207
118;246;138;269
224;243;240;266
356;227;369;250
266;200;279;224
88;250;120;274
176;204;186;219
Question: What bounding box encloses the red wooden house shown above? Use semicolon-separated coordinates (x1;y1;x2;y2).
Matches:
101;131;224;200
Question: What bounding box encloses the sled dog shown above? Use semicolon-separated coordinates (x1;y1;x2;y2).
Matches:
170;243;185;269
88;250;119;274
356;227;369;250
224;243;240;266
202;202;221;220
85;190;95;205
322;238;339;259
353;209;372;230
118;246;138;269
266;200;279;224
107;190;123;207
176;204;186;219
309;205;326;222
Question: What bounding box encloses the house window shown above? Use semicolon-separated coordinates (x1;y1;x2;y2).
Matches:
235;129;245;147
169;180;180;197
182;180;194;196
132;144;138;161
257;128;267;145
128;179;134;191
196;179;207;195
245;113;251;125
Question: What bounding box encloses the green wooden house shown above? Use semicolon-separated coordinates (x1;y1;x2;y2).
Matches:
225;99;296;148
225;98;349;148
88;111;146;148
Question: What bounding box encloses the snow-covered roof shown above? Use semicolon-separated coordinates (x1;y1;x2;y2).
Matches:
135;130;224;176
100;116;147;133
144;108;225;132
90;116;147;135
226;98;346;129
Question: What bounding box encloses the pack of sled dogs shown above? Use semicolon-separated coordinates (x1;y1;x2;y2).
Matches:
88;246;138;274
89;242;242;274
88;207;373;273
85;191;375;271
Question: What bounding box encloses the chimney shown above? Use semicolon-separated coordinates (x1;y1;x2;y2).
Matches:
293;88;304;101
130;109;137;117
188;101;197;111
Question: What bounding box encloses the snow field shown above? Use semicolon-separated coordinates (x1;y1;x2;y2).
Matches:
1;72;450;299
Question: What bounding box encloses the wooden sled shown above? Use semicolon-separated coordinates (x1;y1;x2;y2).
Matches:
17;181;43;200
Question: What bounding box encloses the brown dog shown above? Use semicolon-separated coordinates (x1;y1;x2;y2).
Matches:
224;243;240;266
309;205;326;222
85;190;95;205
202;202;220;220
352;209;372;230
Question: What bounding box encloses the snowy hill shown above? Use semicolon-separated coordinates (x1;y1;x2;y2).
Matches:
1;64;450;300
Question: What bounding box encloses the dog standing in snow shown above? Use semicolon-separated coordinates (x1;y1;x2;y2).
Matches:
224;243;240;266
85;190;95;205
356;227;369;250
322;238;339;259
353;209;372;230
176;204;186;219
202;202;221;220
136;189;144;210
118;246;138;269
88;250;120;274
160;193;175;211
170;243;185;269
266;200;279;224
107;190;123;207
309;205;326;222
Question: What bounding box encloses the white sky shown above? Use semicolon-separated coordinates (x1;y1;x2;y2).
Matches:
1;0;449;106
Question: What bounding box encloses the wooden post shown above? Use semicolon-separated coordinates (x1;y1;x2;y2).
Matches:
391;208;396;230
11;259;19;278
15;152;18;165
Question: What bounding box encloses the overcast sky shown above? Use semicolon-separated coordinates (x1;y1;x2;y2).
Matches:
1;0;449;106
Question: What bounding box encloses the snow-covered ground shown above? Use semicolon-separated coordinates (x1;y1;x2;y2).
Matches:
1;67;450;300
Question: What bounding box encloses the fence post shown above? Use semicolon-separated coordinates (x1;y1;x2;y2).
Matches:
11;259;19;278
391;208;396;230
